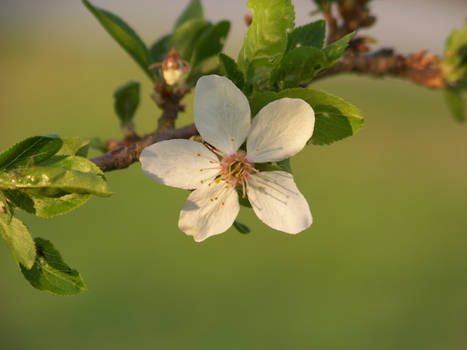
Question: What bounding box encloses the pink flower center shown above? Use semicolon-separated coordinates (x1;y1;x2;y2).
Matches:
219;151;254;187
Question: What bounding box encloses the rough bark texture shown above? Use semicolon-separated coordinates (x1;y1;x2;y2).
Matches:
318;49;445;89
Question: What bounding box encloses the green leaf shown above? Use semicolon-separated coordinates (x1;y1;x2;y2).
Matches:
21;238;87;295
174;0;204;30
286;20;326;52
41;155;104;175
271;47;327;88
233;221;251;234
0;136;63;170
238;0;295;87
82;0;153;81
171;19;211;61
219;53;245;91
89;137;108;154
0;213;36;269
444;87;465;122
442;21;467;83
149;34;172;63
0;191;14;220
255;158;292;173
250;88;364;145
323;32;354;67
4;189;90;219
188;20;231;82
56;138;90;157
0;166;111;197
114;81;140;127
2;154;107;217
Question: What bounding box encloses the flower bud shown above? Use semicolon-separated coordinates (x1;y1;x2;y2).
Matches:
161;47;187;86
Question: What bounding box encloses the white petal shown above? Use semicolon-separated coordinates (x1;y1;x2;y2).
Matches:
247;98;315;163
194;75;251;155
178;181;239;242
140;139;220;190
247;171;312;234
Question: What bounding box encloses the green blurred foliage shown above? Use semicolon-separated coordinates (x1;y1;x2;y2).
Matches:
0;2;467;350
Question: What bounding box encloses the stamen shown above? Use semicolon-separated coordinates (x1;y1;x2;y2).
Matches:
200;180;204;184
231;138;235;142
196;153;201;157
255;148;259;151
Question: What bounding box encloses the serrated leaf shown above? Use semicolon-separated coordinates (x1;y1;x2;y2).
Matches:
82;0;153;81
233;221;251;234
219;53;245;91
21;238;87;295
250;88;364;145
114;81;140;127
149;34;172;63
442;21;467;83
0;213;36;269
444;87;465;122
174;0;204;30
56;138;90;157
188;20;231;83
171;19;211;61
238;0;295;88
0;166;111;197
0;136;63;170
271;46;327;88
323;32;354;67
286;20;326;52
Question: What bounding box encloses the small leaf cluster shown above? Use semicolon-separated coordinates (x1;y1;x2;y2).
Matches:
216;0;363;220
443;21;467;122
0;136;111;295
221;0;363;147
84;0;229;86
83;0;231;131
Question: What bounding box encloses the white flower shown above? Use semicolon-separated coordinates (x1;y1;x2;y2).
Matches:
140;75;315;242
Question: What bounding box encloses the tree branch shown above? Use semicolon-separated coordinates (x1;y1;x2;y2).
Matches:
317;49;445;89
91;123;197;172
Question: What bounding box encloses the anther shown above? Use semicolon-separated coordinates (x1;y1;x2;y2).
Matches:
197;153;201;157
255;148;259;151
200;180;204;184
214;197;218;200
231;138;235;142
210;198;214;202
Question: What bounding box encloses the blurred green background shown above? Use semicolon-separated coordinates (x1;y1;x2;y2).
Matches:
1;1;466;349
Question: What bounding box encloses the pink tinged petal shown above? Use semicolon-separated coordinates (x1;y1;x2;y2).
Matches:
247;98;315;163
178;181;239;242
194;75;251;155
140;139;220;190
247;171;312;234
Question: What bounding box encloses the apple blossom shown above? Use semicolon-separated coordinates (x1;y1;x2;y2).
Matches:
140;75;315;242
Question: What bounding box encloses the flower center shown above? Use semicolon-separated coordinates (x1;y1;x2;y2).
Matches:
219;151;254;188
